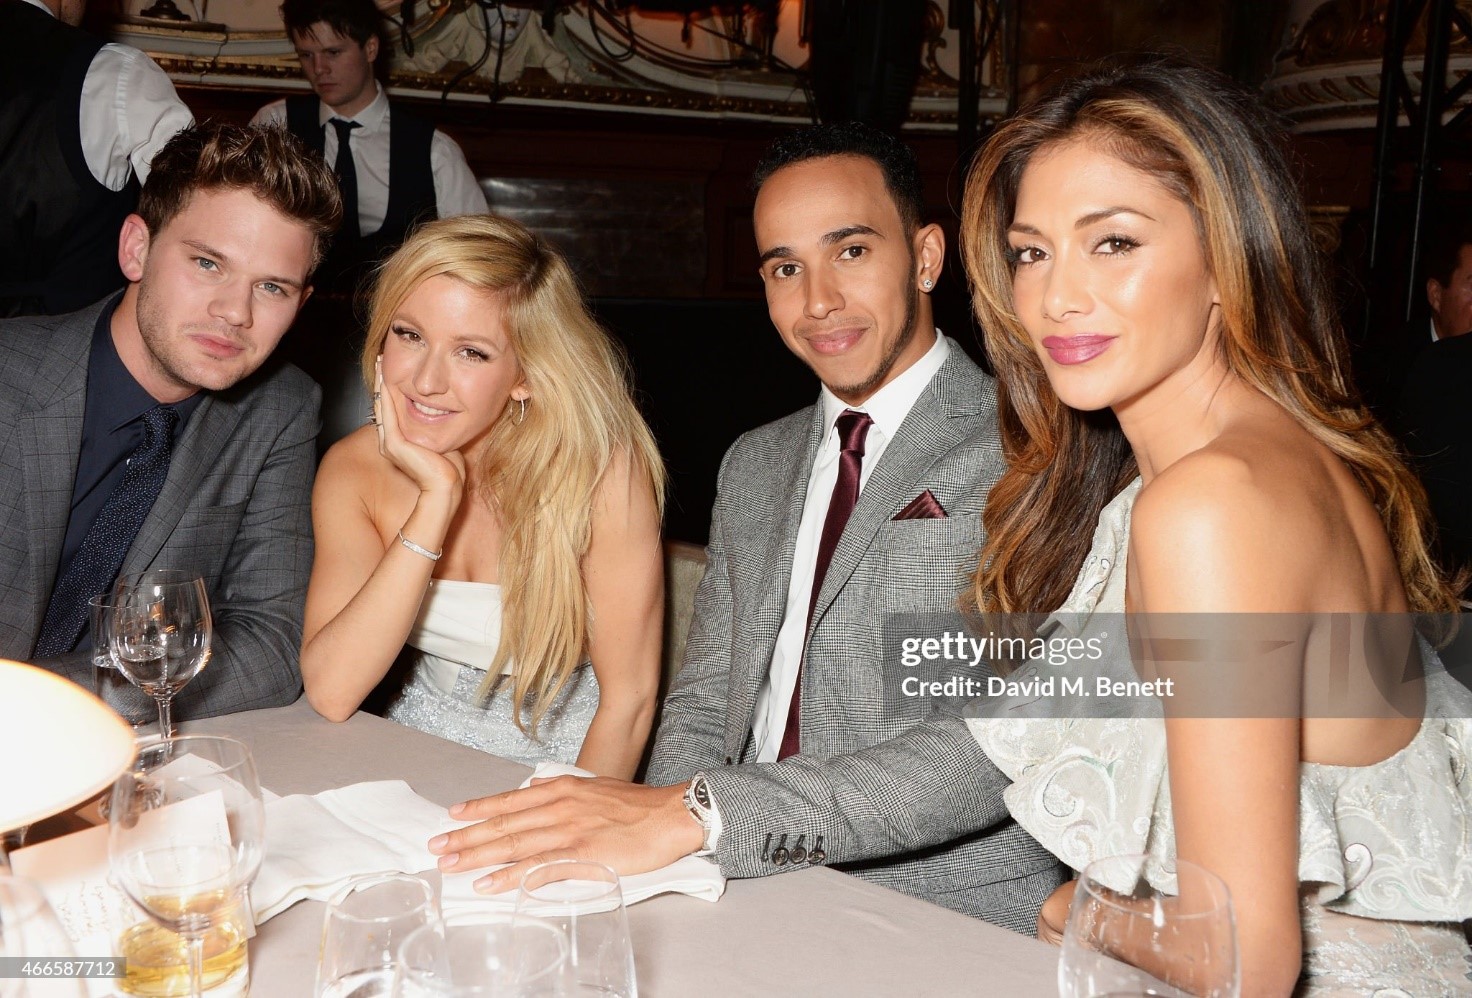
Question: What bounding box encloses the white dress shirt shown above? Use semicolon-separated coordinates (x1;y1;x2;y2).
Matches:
749;331;953;763
19;0;193;191
252;84;488;234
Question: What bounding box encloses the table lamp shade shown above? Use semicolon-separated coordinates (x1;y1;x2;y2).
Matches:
0;660;135;833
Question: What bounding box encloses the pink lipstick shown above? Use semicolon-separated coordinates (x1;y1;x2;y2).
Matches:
1042;335;1115;365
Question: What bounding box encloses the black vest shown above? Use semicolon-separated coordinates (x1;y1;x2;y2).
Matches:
0;0;137;317
285;94;437;297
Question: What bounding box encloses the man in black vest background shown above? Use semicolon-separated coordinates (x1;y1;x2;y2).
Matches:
0;0;192;317
251;0;486;297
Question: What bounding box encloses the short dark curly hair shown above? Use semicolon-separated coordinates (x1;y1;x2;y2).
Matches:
279;0;382;46
139;122;343;272
1424;219;1472;289
751;122;926;234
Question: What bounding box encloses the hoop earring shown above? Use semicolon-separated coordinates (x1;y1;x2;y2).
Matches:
515;398;527;425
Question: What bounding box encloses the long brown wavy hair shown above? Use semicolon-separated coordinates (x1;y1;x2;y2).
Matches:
363;215;666;734
961;55;1459;617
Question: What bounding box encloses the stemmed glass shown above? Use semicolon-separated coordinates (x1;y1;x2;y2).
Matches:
513;860;637;997
1058;855;1239;998
109;571;212;738
108;736;264;998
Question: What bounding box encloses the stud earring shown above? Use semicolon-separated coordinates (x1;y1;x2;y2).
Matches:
922;278;934;290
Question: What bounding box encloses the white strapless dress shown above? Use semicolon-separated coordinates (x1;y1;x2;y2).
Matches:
380;579;598;767
969;479;1472;996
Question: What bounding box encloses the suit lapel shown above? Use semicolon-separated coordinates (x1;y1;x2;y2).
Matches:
724;405;823;755
19;370;88;643
16;315;96;645
121;394;240;574
807;349;983;632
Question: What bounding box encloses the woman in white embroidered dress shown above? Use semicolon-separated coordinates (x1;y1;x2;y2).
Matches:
960;57;1470;995
300;215;665;779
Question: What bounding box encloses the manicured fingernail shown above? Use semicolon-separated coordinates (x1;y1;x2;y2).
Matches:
473;876;495;893
428;834;448;851
448;802;465;816
437;853;459;870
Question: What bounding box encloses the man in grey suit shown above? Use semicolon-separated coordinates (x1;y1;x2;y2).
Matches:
429;124;1063;931
0;122;342;719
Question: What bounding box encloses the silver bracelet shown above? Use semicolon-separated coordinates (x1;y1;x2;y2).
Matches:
397;530;442;561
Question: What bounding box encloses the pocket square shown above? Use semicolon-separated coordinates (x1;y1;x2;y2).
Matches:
893;489;947;520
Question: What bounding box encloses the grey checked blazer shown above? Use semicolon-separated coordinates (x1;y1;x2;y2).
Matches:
647;346;1065;933
0;299;320;718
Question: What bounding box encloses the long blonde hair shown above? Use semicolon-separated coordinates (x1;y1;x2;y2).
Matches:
960;56;1460;617
363;215;666;733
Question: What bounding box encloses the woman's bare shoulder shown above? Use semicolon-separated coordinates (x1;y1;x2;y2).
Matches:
1131;439;1332;612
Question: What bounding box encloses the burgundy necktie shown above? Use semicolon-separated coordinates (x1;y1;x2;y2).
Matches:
779;408;873;760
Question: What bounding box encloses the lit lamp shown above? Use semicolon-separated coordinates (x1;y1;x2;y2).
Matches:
0;659;135;865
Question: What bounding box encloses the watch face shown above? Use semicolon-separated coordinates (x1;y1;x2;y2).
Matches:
692;777;712;809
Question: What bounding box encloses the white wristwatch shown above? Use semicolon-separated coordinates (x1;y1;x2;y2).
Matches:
682;772;716;857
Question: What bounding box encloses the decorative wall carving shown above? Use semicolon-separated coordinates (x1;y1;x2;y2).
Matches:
111;1;1007;129
1266;0;1472;131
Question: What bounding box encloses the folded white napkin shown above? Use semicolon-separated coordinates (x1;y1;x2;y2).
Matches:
253;780;446;922
439;762;725;915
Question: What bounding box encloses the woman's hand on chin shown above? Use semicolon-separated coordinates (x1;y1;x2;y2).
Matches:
375;361;467;507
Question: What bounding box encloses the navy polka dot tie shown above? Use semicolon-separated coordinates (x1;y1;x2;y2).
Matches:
36;404;179;657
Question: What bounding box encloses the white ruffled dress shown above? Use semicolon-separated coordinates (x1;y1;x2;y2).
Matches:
969;479;1472;996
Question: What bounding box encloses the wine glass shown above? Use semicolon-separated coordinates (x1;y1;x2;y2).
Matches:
0;873;87;998
1058;855;1239;998
513;860;637;997
316;873;438;998
110;571;212;738
393;913;567;997
108;736;264;998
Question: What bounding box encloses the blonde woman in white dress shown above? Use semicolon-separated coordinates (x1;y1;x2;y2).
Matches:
301;215;665;779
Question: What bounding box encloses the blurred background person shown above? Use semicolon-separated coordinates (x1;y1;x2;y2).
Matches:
0;0;192;317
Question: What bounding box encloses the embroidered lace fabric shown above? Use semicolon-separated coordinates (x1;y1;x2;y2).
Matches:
381;578;598;767
969;479;1472;995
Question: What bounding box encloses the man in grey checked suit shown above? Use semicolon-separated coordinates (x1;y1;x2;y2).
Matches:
428;124;1063;932
0;122;342;719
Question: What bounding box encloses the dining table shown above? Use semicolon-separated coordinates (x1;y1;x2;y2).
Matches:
182;697;1062;997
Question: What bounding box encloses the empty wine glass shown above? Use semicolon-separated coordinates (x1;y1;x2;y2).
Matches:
1058;855;1239;998
316;873;438;998
110;571;212;738
514;860;636;997
108;736;263;998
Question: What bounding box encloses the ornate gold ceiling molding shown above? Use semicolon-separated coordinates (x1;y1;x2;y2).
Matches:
1267;0;1472;131
114;0;1008;129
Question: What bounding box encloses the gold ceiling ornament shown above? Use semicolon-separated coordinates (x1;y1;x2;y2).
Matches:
1288;0;1472;67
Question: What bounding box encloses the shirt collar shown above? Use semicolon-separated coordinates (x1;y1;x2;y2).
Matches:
88;295;205;432
819;329;951;445
18;0;56;17
318;82;388;132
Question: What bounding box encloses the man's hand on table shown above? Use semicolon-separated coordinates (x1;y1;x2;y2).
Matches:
427;776;705;893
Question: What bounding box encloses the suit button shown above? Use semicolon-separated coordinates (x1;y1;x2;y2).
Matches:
807;847;826;864
771;847;789;866
789;845;807;863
